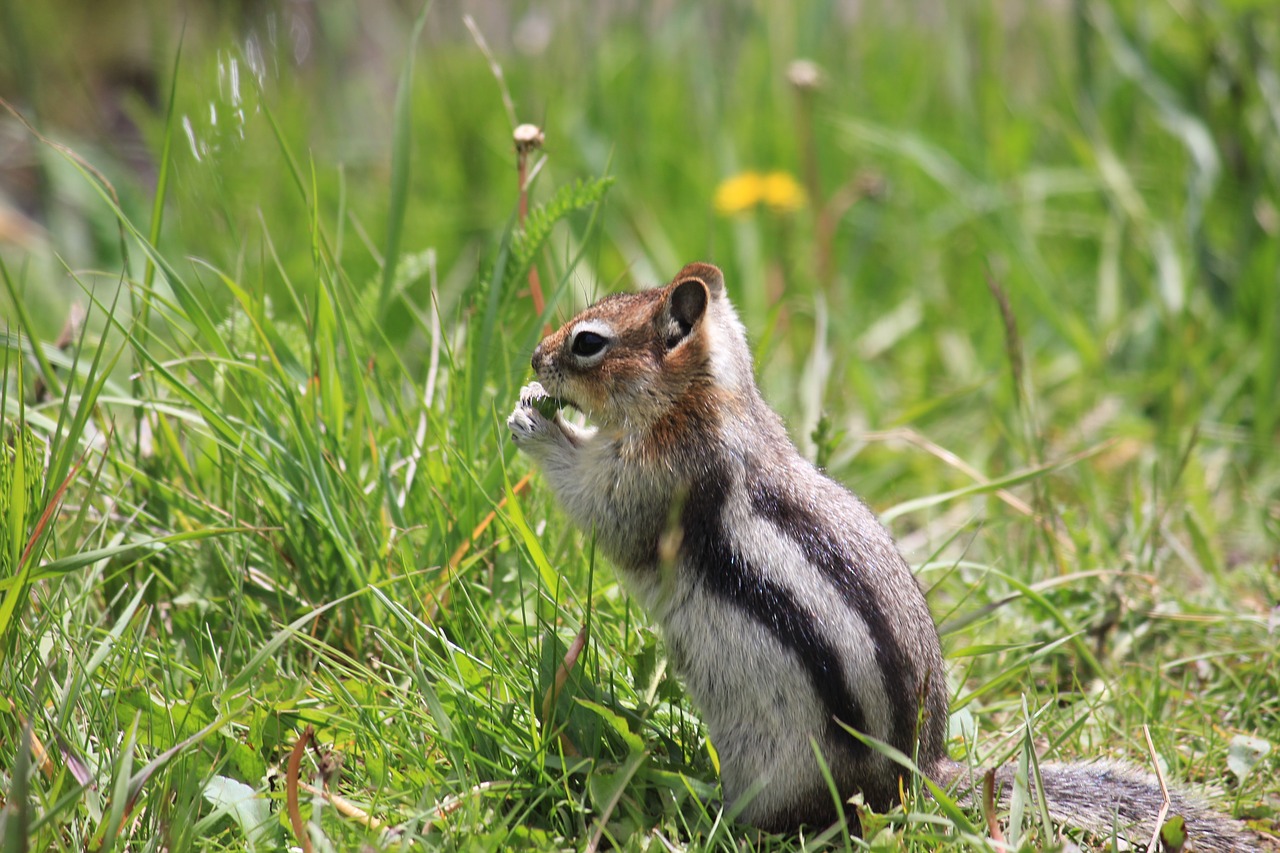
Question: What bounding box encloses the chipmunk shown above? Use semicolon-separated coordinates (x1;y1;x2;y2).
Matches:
506;262;1264;850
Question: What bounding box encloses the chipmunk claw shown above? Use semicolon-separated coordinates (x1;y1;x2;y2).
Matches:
507;404;542;443
518;382;547;408
519;382;562;418
509;383;560;446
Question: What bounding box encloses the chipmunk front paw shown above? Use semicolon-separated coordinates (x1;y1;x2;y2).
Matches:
508;383;561;449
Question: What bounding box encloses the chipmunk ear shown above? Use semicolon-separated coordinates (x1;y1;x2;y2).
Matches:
662;275;709;349
673;262;724;297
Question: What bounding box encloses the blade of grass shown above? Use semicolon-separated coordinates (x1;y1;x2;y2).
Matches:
468;217;515;420
0;528;247;592
134;31;185;462
226;588;366;695
378;1;432;319
837;721;987;842
58;579;151;731
881;444;1106;523
50;154;231;362
6;708;32;853
96;714;139;853
0;258;62;401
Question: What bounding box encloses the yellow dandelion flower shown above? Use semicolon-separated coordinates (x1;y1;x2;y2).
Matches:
714;171;766;215
713;171;806;215
760;171;806;212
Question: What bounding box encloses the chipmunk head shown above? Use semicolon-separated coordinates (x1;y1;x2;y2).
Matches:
531;262;753;434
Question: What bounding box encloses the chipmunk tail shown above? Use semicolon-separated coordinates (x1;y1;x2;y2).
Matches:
929;758;1269;852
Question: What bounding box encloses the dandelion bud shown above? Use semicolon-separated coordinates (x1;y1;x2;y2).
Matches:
787;59;823;91
514;123;545;155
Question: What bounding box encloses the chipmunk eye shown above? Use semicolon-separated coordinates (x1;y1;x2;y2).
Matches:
571;330;609;358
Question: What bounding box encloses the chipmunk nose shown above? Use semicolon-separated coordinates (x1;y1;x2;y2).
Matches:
531;343;545;373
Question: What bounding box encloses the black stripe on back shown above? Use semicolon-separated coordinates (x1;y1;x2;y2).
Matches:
750;474;920;757
678;464;871;760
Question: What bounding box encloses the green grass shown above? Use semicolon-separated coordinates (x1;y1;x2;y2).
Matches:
1;1;1277;850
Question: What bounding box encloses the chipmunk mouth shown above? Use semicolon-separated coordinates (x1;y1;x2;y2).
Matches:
533;377;578;414
551;393;592;423
531;385;579;418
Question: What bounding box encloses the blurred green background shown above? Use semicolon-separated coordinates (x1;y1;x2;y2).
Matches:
5;1;1279;468
1;1;1276;849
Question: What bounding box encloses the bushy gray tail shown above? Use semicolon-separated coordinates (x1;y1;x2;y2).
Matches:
932;758;1269;852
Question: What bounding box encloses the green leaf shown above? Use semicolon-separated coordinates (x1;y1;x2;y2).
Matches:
201;776;279;851
502;176;616;306
1226;734;1271;784
575;698;645;755
1160;813;1187;852
585;749;646;822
